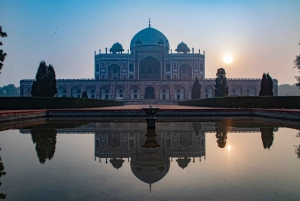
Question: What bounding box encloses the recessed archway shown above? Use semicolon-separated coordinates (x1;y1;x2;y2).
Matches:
139;57;161;79
145;86;155;99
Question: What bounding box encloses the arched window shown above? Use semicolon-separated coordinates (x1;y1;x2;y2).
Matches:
129;75;134;79
200;63;204;72
129;64;134;72
96;64;100;72
166;64;171;72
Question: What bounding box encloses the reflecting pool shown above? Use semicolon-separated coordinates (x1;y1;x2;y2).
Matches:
0;117;300;200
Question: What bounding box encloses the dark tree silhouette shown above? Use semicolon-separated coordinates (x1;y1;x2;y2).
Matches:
0;146;7;199
46;65;57;97
31;61;57;97
0;84;19;97
30;129;57;164
191;78;201;99
260;127;274;149
215;68;228;97
295;130;300;159
0;26;8;74
295;42;300;88
82;91;88;98
259;73;273;96
215;123;228;148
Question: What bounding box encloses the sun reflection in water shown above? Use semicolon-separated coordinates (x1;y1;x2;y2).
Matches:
227;145;231;151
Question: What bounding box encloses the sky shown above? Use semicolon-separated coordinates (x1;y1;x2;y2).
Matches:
0;0;299;86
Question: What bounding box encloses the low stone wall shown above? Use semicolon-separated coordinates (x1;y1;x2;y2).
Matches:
0;108;299;122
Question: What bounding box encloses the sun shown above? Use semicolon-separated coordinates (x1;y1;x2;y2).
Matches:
223;54;233;64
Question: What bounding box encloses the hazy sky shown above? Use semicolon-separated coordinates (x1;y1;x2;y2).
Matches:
0;0;299;86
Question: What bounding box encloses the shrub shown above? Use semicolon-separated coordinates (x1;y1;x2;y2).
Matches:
0;97;124;110
178;96;300;109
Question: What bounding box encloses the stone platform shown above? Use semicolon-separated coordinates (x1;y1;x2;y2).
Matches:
0;105;299;122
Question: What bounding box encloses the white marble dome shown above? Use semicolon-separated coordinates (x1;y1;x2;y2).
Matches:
130;27;170;50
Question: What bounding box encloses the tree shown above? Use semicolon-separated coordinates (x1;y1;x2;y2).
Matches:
0;84;20;97
46;65;57;97
259;73;273;96
0;26;7;73
191;78;201;99
260;127;274;149
31;61;57;97
31;128;57;164
82;91;88;98
215;68;228;97
215;123;228;148
295;42;300;89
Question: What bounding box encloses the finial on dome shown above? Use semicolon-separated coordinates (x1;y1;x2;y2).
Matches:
149;18;151;28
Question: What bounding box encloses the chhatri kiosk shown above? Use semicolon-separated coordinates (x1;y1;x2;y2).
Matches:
20;21;278;104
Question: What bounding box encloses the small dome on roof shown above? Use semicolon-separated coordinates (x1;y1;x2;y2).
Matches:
109;42;124;53
175;42;190;54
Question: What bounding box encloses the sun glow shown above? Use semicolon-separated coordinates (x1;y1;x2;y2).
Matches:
223;54;233;64
227;145;231;151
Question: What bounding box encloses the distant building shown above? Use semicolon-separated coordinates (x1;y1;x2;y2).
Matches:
20;22;278;103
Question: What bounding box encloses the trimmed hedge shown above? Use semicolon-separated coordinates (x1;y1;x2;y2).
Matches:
0;97;124;110
178;96;300;109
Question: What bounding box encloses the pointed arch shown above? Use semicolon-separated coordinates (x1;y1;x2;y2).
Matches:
71;86;82;98
139;56;161;79
159;85;170;99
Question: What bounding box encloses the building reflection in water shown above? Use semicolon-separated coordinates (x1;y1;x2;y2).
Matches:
19;120;279;189
95;122;206;191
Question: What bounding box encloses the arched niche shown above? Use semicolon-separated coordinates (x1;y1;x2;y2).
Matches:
101;86;110;100
179;64;192;79
130;86;141;99
115;86;125;99
174;86;184;100
129;63;134;72
204;86;214;98
139;57;161;79
58;86;67;97
232;86;242;96
71;86;81;98
160;86;170;100
86;86;96;98
145;85;155;99
246;86;256;96
108;64;120;79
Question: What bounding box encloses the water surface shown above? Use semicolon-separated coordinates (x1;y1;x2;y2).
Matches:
0;117;299;200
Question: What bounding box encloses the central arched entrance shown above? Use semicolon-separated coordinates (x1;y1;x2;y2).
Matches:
145;86;155;99
139;57;161;79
